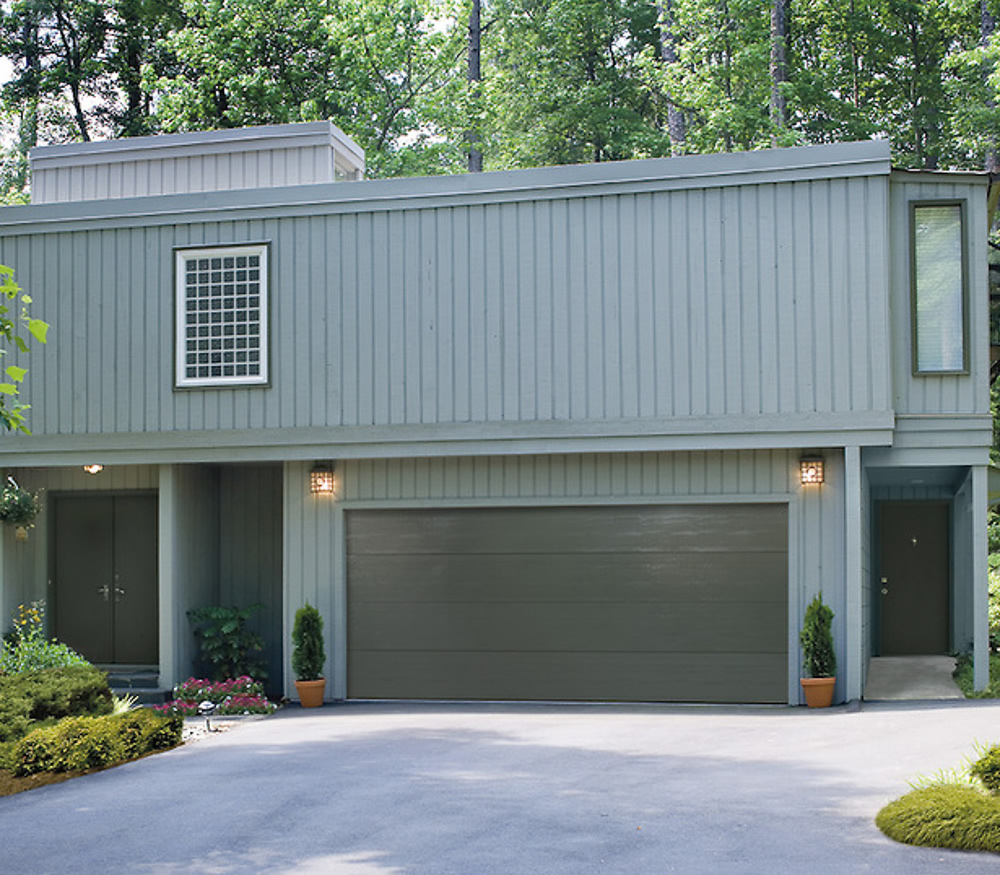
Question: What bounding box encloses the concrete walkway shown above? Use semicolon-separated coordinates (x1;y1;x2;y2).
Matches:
864;656;964;701
3;700;1000;873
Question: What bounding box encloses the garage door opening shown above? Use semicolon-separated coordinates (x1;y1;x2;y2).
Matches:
346;504;788;703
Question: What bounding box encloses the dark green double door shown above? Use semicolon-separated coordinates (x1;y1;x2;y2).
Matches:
52;494;158;665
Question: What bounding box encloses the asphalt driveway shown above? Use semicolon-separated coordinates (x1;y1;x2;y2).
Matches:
3;700;1000;874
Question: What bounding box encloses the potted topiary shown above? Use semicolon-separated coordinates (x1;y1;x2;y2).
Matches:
800;592;837;708
292;602;326;707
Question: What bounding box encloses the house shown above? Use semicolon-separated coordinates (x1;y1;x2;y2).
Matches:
0;122;990;705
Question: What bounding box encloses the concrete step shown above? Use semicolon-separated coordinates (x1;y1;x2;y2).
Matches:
102;667;170;705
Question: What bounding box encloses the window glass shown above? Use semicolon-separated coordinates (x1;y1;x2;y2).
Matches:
176;246;268;387
913;204;965;373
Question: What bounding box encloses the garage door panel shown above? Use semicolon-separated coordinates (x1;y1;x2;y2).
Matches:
346;504;788;703
349;601;786;653
348;552;787;604
347;505;786;555
349;651;788;703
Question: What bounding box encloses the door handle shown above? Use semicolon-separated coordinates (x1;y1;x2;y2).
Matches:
114;586;126;602
97;584;110;602
880;576;889;596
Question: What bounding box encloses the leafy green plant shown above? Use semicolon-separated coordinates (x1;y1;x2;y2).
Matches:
187;604;267;682
0;602;89;675
971;745;1000;794
0;480;40;527
292;603;325;681
800;592;836;678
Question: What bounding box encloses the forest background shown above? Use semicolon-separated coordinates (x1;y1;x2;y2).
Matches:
1;0;1000;196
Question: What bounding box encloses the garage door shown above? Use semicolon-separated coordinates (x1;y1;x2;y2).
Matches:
346;504;788;703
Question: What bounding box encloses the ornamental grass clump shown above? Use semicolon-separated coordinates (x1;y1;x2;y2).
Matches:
876;784;1000;853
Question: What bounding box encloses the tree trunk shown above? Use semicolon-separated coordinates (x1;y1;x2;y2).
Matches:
770;0;789;138
467;0;483;173
656;0;686;154
984;0;999;173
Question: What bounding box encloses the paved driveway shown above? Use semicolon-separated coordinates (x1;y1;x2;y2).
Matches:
3;700;1000;874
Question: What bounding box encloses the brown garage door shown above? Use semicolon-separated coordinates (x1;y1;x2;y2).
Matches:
346;504;788;703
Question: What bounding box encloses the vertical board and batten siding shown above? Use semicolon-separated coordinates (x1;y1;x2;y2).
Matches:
0;173;891;442
219;465;283;690
888;175;990;417
281;449;845;704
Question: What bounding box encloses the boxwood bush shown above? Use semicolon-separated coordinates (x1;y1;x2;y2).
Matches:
0;665;112;743
8;709;183;776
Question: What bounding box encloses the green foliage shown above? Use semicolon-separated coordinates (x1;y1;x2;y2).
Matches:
876;784;1000;852
799;592;836;679
0;664;112;743
0;264;48;433
0;602;90;675
971;745;1000;795
0;481;41;527
292;602;325;681
187;604;268;682
9;709;182;776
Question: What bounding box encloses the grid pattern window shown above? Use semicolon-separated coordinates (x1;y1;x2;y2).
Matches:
912;204;967;374
175;246;268;387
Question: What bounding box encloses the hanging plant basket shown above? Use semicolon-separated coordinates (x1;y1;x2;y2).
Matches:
0;481;41;528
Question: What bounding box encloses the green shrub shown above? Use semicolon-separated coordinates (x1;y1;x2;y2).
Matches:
0;665;111;743
876;784;1000;852
10;710;182;776
187;604;267;681
292;602;325;681
971;745;1000;794
800;592;836;678
0;601;90;675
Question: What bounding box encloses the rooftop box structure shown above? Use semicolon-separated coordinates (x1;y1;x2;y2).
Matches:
28;121;365;204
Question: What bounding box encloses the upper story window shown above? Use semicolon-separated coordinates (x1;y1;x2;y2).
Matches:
911;203;967;374
175;245;269;388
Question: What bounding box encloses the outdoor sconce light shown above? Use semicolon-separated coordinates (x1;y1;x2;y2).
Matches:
82;464;104;475
310;463;335;495
799;457;825;485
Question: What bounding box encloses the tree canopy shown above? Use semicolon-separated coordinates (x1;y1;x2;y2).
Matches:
0;0;999;183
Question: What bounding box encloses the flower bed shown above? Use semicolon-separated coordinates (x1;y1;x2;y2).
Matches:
153;676;278;717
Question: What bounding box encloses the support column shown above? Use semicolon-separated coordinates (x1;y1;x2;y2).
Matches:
973;465;989;691
844;446;864;701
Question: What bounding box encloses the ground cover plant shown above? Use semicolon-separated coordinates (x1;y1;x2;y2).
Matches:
876;744;1000;853
153;675;277;716
0;603;184;796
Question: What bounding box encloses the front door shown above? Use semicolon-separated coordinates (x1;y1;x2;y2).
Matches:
876;501;950;655
52;494;158;664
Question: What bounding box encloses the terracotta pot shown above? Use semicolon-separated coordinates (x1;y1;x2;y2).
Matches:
294;678;326;708
800;676;836;708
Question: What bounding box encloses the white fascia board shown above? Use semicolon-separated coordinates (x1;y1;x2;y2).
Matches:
3;140;890;234
0;410;897;466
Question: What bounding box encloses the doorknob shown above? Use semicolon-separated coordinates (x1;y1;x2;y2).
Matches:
880;576;889;596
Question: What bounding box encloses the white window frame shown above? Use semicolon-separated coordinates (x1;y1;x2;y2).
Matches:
175;244;269;388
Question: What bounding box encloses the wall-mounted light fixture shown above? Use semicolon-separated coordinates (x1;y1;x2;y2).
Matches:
310;462;335;495
799;457;825;485
82;464;104;475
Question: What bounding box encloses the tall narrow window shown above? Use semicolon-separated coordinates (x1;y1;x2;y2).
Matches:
175;245;269;387
912;203;966;374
